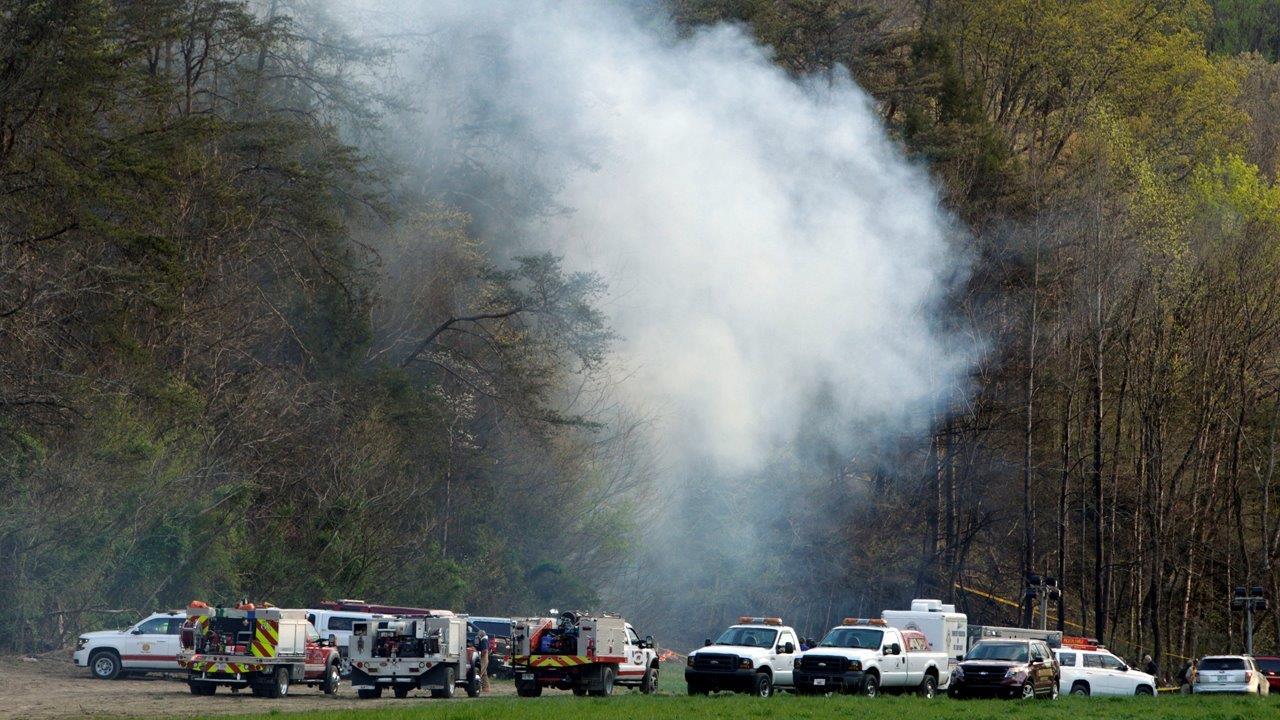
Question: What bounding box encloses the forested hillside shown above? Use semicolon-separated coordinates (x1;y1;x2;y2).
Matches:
4;0;1280;675
671;0;1280;663
0;0;643;649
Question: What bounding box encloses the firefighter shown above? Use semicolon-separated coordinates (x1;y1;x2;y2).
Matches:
473;626;491;692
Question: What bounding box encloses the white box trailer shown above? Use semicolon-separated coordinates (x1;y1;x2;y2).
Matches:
882;599;969;662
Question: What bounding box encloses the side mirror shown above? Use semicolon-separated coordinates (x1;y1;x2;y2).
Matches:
885;643;900;655
131;628;144;635
783;642;795;654
704;638;712;646
1118;664;1128;672
644;635;655;649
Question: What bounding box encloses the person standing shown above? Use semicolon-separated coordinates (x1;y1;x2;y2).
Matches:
1143;654;1160;685
474;626;491;692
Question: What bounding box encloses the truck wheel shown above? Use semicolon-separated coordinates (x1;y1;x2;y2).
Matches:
430;667;456;698
90;650;122;680
590;666;616;696
754;671;774;698
641;664;658;694
517;684;543;698
466;670;482;698
188;681;216;696
918;674;937;699
1047;681;1059;700
1136;685;1154;696
1020;681;1035;700
266;667;290;699
687;681;708;696
321;662;340;695
357;687;383;699
1070;681;1090;696
393;685;411;699
861;672;879;698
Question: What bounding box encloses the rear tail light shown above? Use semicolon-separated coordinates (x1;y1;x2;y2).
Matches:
1245;671;1253;682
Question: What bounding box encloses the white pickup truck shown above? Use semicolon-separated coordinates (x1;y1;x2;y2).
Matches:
684;617;801;697
794;619;951;697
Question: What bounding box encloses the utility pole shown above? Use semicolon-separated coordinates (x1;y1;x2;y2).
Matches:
1232;587;1268;654
1024;574;1061;631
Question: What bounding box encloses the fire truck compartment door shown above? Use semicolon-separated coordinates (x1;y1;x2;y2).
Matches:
277;621;305;655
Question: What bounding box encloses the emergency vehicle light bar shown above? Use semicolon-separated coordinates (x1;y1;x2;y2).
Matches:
738;617;783;626
842;618;888;626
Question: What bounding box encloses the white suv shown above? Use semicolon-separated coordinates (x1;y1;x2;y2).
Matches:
1193;655;1270;695
1053;647;1156;696
73;612;185;680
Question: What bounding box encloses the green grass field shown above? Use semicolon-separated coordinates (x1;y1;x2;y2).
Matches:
197;693;1276;720
192;665;1275;720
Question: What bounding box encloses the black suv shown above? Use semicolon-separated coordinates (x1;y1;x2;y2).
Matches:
949;639;1059;699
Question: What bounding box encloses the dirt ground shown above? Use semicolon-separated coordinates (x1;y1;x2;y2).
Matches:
0;654;516;719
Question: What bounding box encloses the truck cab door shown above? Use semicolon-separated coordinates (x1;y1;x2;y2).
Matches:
880;633;907;687
622;626;645;681
773;630;797;686
303;623;325;677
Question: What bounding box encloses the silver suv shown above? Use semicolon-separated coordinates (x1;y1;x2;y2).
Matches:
1192;656;1270;695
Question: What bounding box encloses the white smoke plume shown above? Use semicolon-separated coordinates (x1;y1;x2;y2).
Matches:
341;0;966;463
335;0;971;634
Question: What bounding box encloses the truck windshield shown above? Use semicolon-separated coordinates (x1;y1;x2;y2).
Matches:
965;642;1028;663
819;628;883;649
714;627;777;649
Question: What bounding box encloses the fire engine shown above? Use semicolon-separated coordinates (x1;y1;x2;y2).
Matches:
178;602;341;697
512;611;659;697
347;613;480;699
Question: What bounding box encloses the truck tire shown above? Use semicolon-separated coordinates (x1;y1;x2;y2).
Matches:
321;661;340;695
918;673;937;699
687;681;709;696
641;664;658;694
90;650;122;680
517;684;543;697
590;666;616;696
466;669;482;698
393;685;411;699
1136;685;1155;696
861;672;879;698
188;681;216;696
1020;681;1035;700
1070;681;1089;696
430;666;456;699
753;671;774;698
266;666;290;699
357;687;383;699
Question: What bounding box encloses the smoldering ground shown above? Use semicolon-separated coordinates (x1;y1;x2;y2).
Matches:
334;0;973;644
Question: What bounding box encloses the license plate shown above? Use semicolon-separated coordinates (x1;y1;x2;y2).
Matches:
813;678;826;687
522;673;535;681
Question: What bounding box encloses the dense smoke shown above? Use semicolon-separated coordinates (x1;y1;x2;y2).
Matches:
337;0;970;640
